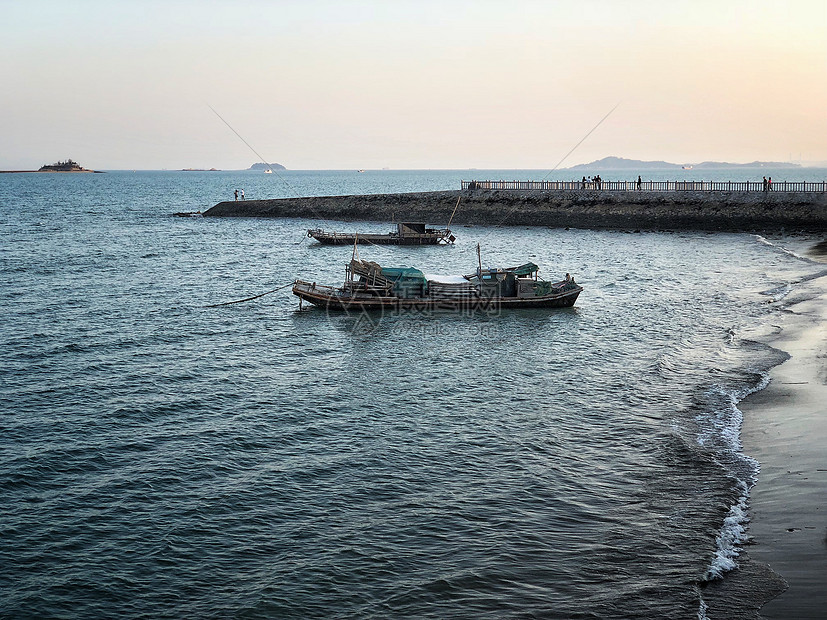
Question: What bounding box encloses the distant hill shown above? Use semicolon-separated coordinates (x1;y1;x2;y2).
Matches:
566;156;678;171
692;160;801;169
564;156;801;171
249;162;286;171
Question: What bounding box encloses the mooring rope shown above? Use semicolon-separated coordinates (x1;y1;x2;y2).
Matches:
205;281;294;308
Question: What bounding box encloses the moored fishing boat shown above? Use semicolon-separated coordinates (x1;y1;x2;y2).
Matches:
307;222;455;245
292;255;582;311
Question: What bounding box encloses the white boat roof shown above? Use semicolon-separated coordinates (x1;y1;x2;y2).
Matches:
423;274;470;284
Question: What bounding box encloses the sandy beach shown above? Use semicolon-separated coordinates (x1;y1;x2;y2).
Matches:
740;241;827;618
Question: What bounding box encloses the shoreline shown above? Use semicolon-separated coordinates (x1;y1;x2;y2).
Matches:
203;189;827;233
701;241;827;618
739;255;827;618
675;240;827;619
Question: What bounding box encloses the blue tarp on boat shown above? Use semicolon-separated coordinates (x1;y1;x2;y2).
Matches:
380;267;427;298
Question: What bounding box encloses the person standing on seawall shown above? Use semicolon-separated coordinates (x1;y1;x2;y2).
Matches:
241;189;245;200
768;177;773;191
637;175;642;190
234;189;238;201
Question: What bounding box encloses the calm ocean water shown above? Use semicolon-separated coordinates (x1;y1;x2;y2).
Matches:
1;168;825;618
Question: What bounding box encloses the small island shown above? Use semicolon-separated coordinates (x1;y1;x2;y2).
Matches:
249;162;286;171
0;159;103;174
38;159;102;173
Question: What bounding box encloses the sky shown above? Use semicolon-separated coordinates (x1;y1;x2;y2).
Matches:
2;0;826;170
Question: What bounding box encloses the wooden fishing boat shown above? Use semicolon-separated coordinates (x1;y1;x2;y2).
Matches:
292;256;582;311
307;222;455;245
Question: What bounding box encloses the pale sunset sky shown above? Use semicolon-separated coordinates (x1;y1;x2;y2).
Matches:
2;0;825;170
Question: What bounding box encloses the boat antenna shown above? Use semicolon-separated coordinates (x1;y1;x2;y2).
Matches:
206;104;335;230
476;243;482;277
352;234;360;262
542;102;620;180
447;195;461;230
206;104;307;200
460;102;621;257
207;104;274;170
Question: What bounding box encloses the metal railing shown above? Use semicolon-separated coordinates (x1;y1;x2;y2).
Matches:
461;180;827;192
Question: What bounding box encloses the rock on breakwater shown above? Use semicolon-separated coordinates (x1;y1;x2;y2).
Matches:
203;189;827;232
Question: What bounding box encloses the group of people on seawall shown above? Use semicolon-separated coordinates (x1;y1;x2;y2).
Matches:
581;175;603;189
762;176;774;192
234;189;246;201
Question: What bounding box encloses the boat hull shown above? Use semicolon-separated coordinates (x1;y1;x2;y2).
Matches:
307;231;447;245
292;281;582;311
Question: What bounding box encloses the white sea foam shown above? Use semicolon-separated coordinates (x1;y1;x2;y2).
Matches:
704;487;751;581
696;373;769;452
760;283;793;302
754;234;813;262
698;373;771;582
697;595;709;620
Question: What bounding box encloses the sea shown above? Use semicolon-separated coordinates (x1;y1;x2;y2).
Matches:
1;167;825;618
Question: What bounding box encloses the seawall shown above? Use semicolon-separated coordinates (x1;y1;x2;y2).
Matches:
203;189;827;233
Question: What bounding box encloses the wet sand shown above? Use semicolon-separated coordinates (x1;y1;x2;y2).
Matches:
740;243;827;618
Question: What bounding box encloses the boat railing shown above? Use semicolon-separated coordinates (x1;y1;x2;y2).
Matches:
294;280;339;294
307;229;362;240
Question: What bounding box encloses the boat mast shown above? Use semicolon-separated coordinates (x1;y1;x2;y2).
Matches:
348;234;359;284
447;195;461;230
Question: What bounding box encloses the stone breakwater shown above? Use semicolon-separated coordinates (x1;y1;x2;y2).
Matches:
203;189;827;232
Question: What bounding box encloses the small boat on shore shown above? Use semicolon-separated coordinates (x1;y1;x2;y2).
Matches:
307;222;455;245
292;256;582;311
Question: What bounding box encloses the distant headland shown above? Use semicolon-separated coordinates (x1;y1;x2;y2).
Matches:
0;159;103;174
564;156;802;171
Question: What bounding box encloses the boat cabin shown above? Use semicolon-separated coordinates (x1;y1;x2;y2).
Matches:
397;222;427;237
466;262;541;298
